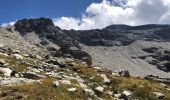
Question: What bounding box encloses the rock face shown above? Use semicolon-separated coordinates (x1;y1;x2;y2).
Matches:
64;24;170;46
14;17;79;48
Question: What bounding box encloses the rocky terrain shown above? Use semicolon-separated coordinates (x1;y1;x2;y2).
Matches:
0;17;170;99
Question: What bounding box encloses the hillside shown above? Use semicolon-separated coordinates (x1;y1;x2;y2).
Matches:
0;17;170;100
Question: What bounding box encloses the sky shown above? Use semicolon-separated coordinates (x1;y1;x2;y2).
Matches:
1;0;170;30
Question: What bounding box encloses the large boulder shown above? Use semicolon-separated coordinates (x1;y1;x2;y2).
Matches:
56;47;92;65
0;68;12;77
153;92;165;99
23;72;44;79
119;70;130;77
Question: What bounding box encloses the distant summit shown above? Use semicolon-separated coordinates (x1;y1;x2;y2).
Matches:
14;17;55;35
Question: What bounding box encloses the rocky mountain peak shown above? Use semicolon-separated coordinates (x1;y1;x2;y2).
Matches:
14;17;56;35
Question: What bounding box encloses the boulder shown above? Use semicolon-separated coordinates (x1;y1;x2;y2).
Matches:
13;54;24;60
0;78;40;86
119;70;130;77
57;48;92;66
46;59;66;68
95;86;104;93
59;80;71;85
52;81;60;87
23;72;44;79
122;90;132;97
153;92;165;99
68;88;77;92
112;71;120;76
84;89;94;96
101;74;110;83
0;68;12;77
79;83;87;89
0;43;5;48
0;59;6;66
36;55;43;60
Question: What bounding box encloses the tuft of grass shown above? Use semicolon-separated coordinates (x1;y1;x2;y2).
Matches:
0;78;88;100
72;64;97;78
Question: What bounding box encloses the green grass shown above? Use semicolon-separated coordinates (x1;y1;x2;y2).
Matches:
0;54;41;72
0;78;89;100
0;61;170;100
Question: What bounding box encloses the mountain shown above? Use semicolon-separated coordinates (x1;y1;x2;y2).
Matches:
12;18;170;78
0;17;170;99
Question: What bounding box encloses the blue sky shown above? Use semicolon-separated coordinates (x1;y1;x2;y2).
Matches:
1;0;170;30
0;0;101;24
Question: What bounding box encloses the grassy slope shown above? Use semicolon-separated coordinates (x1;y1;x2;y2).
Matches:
0;57;169;100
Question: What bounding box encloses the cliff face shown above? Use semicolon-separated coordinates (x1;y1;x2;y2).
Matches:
14;17;80;48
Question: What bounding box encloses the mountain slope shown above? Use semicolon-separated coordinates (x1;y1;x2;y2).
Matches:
5;17;170;78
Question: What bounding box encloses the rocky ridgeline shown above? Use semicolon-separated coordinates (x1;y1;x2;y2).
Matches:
0;44;169;100
14;17;80;48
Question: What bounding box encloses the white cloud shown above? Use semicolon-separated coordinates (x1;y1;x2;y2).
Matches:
53;0;170;30
1;21;16;27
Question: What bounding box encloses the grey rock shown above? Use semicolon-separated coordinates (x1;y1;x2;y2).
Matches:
120;70;130;77
59;80;71;85
95;86;104;93
23;72;45;79
0;59;6;66
68;88;77;92
0;77;40;86
101;74;110;83
122;90;132;97
52;81;60;87
13;54;24;60
0;68;12;77
84;89;95;96
153;92;165;99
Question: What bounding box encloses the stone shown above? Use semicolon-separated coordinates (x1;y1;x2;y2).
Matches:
59;80;71;85
68;88;77;92
112;70;120;76
120;70;130;77
0;44;5;48
23;72;44;79
13;50;20;53
122;90;132;96
84;89;94;96
160;83;168;88
106;91;113;96
114;93;122;98
95;86;104;93
0;68;12;77
93;67;102;70
45;72;62;79
0;53;8;57
153;92;165;99
53;81;60;87
46;59;66;68
13;54;24;60
79;83;87;89
101;74;110;83
22;54;29;57
36;55;43;60
0;78;40;86
0;59;6;66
